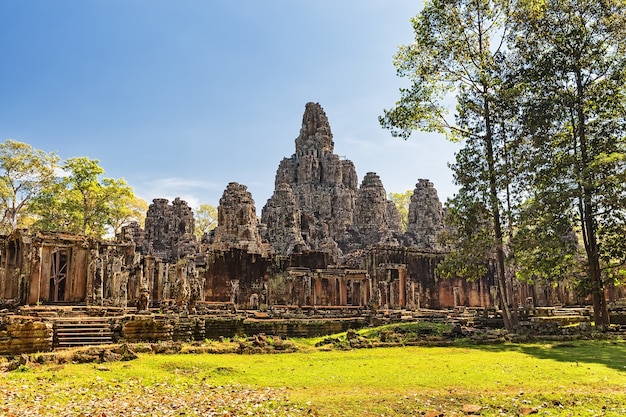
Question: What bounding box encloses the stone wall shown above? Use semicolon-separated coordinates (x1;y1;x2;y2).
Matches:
360;246;498;309
0;316;52;355
204;248;275;307
261;183;306;255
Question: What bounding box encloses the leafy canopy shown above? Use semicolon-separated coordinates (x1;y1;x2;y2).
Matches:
0;139;59;233
30;157;145;237
194;203;218;240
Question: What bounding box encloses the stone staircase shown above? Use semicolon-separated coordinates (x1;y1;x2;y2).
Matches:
52;317;113;347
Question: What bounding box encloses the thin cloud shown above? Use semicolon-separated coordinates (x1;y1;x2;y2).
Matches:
136;177;225;208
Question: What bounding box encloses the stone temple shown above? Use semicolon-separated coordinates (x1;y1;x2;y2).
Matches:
261;102;405;260
1;102;621;318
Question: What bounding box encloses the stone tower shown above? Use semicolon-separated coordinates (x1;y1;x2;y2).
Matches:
142;197;197;261
211;182;267;255
353;172;402;247
261;102;428;259
260;183;306;255
406;179;445;250
262;102;358;257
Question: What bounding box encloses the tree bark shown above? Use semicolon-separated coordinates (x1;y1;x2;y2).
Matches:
575;67;610;327
484;95;517;332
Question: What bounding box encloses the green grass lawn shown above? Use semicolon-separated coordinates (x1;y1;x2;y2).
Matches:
2;339;626;416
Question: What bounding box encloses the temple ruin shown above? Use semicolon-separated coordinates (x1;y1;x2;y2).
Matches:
1;102;625;353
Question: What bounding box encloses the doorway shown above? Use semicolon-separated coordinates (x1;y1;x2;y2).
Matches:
49;249;68;302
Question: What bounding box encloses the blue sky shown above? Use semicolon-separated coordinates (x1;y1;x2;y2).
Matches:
0;1;460;210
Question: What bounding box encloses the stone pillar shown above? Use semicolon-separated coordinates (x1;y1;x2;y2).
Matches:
399;268;406;307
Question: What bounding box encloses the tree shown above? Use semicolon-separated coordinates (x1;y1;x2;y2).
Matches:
194;203;218;239
28;178;76;232
438;193;495;281
30;157;141;237
62;157;111;236
0;139;59;233
510;196;580;285
106;187;148;236
388;190;413;232
510;0;626;326
380;0;519;330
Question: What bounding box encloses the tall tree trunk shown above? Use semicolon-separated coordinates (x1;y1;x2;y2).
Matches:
484;97;517;332
82;193;89;235
575;68;610;327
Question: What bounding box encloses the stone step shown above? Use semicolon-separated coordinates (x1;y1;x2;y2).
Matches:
52;319;113;347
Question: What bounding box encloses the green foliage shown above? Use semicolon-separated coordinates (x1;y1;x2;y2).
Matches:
62;157;109;235
194;203;218;239
509;0;626;324
15;363;30;372
108;193;148;235
358;321;453;339
438;196;494;280
27;179;77;232
380;0;510;141
30;156;142;237
313;322;455;350
0;139;60;233
510;197;581;283
388;190;413;232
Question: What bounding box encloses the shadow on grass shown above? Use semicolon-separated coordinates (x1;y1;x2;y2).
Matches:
462;338;626;373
